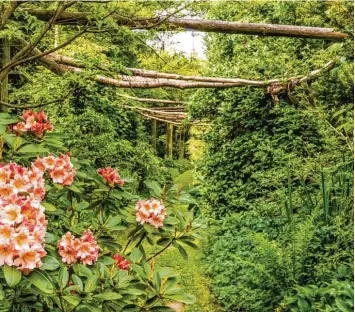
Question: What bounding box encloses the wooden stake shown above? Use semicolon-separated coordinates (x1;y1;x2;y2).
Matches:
151;119;157;150
178;126;185;159
166;123;173;159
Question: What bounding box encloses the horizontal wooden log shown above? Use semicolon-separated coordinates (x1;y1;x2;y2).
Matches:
120;104;187;117
22;9;349;40
148;106;185;111
47;53;336;88
18;43;336;91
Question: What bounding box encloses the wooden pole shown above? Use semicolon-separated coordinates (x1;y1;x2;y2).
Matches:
151;119;157;150
23;9;349;40
166;123;173;159
178;126;185;160
54;25;59;48
0;38;10;112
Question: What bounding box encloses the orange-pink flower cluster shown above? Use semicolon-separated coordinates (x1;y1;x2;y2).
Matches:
13;110;54;138
57;230;99;265
0;154;76;274
97;167;124;188
135;198;166;228
0;162;47;274
112;254;130;270
36;154;76;186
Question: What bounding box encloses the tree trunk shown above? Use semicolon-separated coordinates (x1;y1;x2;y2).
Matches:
178;126;185;160
166;123;173;159
0;38;10;111
151;120;157;151
54;25;59;48
23;9;349;40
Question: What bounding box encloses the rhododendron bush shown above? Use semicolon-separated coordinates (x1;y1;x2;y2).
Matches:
0;111;204;312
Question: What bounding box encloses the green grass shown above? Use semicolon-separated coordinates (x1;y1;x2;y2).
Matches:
149;242;221;312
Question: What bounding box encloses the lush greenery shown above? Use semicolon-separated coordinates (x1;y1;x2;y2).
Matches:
189;1;354;311
0;1;353;311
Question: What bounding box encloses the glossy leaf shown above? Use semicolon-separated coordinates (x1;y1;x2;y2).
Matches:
3;265;22;287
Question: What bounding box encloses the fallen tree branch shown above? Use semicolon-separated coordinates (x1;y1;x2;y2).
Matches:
17;45;337;91
0;3;73;82
1;27;88;77
47;53;334;87
120;104;187;117
116;93;186;105
22;9;349;40
140;112;183;126
58;62;336;89
266;60;336;104
148;106;185;111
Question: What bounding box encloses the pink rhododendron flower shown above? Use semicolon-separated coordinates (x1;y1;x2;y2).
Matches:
0;158;62;274
0;243;15;266
0;224;13;244
12;110;54;138
97;167;124;188
13;247;45;275
57;230;99;265
39;154;76;186
112;254;131;270
135;198;166;228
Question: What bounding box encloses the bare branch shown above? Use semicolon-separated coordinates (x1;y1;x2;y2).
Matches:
15;43;337;91
47;53;336;89
0;27;88;75
0;96;66;109
22;8;349;40
0;2;67;82
115;93;186;105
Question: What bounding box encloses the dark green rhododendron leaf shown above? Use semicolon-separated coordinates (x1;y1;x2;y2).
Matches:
42;201;56;212
93;292;122;300
63;295;81;307
58;267;69;290
72;274;83;291
17;144;48;154
73;263;93;277
85;275;99;292
27;270;54;294
3;265;22;287
76;304;101;312
165;293;196;304
41;256;60;271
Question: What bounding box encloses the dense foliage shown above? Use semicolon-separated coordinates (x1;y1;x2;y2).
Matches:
188;1;354;311
0;1;353;311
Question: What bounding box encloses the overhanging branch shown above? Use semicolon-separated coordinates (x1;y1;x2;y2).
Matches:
13;44;336;91
46;53;336;90
21;9;349;40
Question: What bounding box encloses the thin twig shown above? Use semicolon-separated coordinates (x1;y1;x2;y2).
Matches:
0;93;70;109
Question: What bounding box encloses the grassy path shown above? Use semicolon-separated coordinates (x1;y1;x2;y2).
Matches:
152;241;221;312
